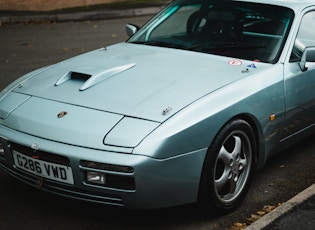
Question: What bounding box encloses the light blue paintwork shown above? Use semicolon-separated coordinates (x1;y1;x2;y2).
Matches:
0;0;315;209
11;44;269;123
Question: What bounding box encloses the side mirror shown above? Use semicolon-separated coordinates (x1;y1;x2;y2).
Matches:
126;24;140;37
299;46;315;72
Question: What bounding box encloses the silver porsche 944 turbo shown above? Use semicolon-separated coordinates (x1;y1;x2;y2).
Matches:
0;0;315;213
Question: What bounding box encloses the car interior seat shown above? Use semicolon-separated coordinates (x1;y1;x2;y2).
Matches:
187;8;244;43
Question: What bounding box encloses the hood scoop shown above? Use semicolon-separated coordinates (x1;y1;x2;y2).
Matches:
55;63;135;91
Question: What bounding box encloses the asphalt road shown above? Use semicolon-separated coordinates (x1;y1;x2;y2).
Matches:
0;16;315;230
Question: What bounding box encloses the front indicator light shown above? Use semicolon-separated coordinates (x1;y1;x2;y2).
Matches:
87;171;106;185
80;160;134;173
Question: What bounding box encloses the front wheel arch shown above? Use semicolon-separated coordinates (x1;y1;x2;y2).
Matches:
198;118;258;214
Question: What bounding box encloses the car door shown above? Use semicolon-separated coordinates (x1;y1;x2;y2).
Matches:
283;10;315;141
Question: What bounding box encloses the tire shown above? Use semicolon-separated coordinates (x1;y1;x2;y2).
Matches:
198;119;257;214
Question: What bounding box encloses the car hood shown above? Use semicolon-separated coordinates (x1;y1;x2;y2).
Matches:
13;42;267;123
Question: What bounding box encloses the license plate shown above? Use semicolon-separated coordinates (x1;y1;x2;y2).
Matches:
12;150;74;185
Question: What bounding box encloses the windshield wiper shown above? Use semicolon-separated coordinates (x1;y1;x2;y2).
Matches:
131;41;186;50
189;42;265;52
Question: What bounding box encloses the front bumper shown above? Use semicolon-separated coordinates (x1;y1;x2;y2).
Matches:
0;125;207;209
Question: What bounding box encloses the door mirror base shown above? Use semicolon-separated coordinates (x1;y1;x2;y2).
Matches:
299;47;315;72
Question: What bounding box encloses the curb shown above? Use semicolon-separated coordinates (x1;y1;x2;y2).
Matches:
0;6;164;24
245;183;315;230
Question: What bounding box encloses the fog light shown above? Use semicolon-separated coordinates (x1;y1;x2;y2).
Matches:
87;171;106;185
0;142;5;157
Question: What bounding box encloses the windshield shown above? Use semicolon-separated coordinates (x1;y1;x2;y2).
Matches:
128;0;294;63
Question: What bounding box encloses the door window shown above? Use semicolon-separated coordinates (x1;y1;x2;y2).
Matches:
290;11;315;61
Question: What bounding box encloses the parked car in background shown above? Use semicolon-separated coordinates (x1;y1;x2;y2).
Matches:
0;0;315;213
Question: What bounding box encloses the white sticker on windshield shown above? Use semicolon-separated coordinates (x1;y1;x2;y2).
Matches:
228;60;242;66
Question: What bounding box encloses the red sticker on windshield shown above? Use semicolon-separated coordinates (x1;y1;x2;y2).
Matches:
228;60;242;66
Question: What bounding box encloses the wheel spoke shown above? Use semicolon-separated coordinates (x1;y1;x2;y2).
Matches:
218;146;233;165
215;169;230;192
231;136;242;159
